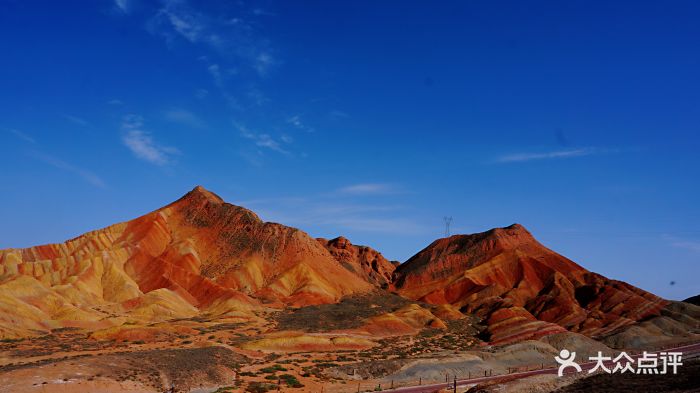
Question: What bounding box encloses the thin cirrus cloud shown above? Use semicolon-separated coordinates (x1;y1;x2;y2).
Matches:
337;183;399;196
253;52;274;77
7;129;36;144
134;0;278;113
236;123;290;155
114;0;128;13
194;89;208;99
667;236;700;254
146;0;275;77
255;207;424;235
494;147;611;163
329;110;349;119
121;115;179;165
287;115;314;133
29;151;106;188
164;108;206;128
331;217;424;234
7;128;104;187
238;194;423;235
61;114;89;127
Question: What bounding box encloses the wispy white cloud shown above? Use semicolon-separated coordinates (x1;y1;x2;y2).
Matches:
7;128;103;186
251;8;275;17
207;63;223;85
7;129;36;144
237;148;264;167
287;115;314;133
668;237;700;254
194;88;208;99
114;0;129;13
254;52;273;76
495;147;610;163
329;110;349;119
331;217;424;233
130;0;278;111
148;0;274;77
164;108;205;128
108;99;124;105
148;3;210;45
247;86;268;106
237;193;423;235
158;4;205;42
236;123;289;155
30;151;106;188
62;114;89;126
121;115;179;165
205;63;241;108
337;183;399;195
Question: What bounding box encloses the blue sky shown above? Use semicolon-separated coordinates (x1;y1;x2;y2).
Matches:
1;1;699;300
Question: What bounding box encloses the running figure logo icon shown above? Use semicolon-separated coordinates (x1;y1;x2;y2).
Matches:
555;349;582;377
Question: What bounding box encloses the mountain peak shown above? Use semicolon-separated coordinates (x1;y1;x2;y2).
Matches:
504;222;527;232
395;224;542;282
435;223;536;254
486;223;535;244
327;236;351;248
185;185;224;203
164;185;227;212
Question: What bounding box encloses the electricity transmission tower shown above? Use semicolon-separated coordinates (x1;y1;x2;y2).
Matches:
443;216;453;237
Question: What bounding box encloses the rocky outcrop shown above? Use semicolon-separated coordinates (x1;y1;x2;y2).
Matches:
317;236;396;287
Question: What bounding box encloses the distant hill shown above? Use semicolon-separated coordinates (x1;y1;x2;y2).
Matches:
685;295;700;306
392;224;669;344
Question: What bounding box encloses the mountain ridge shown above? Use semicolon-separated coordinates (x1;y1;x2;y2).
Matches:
0;186;693;348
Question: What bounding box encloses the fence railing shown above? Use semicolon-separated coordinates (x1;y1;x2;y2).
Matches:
342;339;700;393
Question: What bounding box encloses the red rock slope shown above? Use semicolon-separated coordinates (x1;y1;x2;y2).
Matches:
392;224;668;345
0;186;375;337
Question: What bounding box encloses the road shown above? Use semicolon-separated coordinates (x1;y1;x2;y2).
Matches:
382;342;700;393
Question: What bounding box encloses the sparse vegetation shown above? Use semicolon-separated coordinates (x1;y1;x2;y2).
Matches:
276;291;413;331
279;374;304;388
260;364;287;373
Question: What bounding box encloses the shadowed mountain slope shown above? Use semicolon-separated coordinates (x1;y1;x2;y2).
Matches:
685;295;700;306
